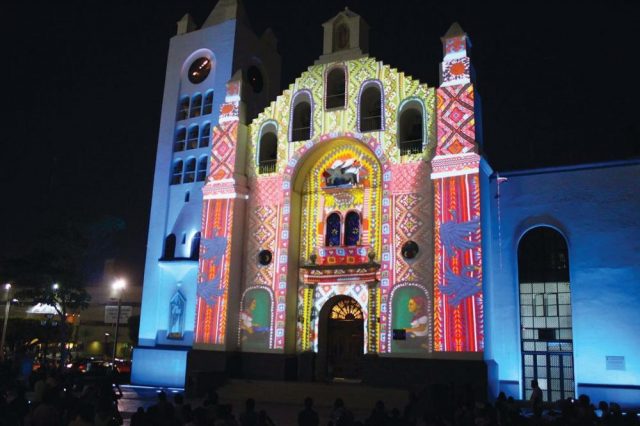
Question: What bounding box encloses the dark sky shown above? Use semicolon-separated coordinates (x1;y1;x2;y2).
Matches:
4;0;639;285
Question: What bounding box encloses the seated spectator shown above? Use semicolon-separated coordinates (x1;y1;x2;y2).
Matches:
298;397;319;426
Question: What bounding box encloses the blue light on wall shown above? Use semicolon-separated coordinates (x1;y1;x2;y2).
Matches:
131;348;188;388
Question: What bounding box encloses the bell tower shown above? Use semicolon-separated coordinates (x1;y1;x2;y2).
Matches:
132;0;280;387
316;7;369;64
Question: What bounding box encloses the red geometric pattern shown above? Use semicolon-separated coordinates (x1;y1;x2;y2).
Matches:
208;121;237;181
432;173;483;352
389;162;428;192
194;198;234;345
436;84;476;156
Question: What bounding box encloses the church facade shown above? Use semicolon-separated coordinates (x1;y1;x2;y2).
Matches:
132;1;640;406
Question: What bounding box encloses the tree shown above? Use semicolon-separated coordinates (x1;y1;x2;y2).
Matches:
1;216;124;367
18;283;90;366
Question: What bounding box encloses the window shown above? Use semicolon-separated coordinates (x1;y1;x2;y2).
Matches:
199;123;210;148
188;57;212;84
401;241;419;259
171;160;183;185
184;158;196;183
187;125;199;150
190;94;202;118
518;227;574;402
190;232;201;259
325;212;341;247
344;211;361;246
333;23;350;51
291;93;312;142
247;66;264;93
326;67;346;109
196;156;208;182
174;128;186;152
185;191;190;202
163;234;176;259
359;84;383;132
258;249;273;266
203;90;214;115
398;101;424;155
177;97;189;120
181;232;186;244
258;124;278;174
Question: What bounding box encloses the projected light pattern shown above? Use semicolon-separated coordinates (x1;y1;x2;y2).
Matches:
195;30;483;354
431;31;483;351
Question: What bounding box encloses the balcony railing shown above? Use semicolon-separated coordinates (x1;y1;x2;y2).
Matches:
399;139;423;156
258;159;277;174
291;126;311;142
360;115;382;132
326;93;345;109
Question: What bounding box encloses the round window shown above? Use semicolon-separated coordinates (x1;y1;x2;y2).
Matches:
247;66;264;93
258;249;272;266
401;241;419;260
188;57;212;84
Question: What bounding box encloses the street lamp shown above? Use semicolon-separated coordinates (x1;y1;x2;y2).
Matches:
111;279;126;367
0;283;12;362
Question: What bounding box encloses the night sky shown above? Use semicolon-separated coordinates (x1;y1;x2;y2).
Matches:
4;0;639;286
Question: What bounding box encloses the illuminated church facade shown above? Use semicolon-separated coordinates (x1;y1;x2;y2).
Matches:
133;1;640;406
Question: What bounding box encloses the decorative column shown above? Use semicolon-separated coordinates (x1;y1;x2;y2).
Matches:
367;279;380;354
301;283;315;352
194;77;249;349
431;24;484;352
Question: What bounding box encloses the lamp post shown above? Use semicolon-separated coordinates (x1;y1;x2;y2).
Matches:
0;283;11;362
111;279;126;366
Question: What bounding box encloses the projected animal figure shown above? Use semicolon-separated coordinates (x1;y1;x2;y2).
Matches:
440;264;481;306
323;158;362;186
440;210;480;256
197;234;228;305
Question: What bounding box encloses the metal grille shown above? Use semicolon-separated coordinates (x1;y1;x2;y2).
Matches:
520;280;574;401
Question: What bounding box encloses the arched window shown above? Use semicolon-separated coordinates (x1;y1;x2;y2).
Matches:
177;97;189;120
333;23;350;51
203;90;214;115
518;227;574;402
325;212;341;247
359;84;383;132
187;125;199;150
196;156;208;181
171;160;183;185
174;128;186;152
326;67;346;109
190;232;201;260
190;94;202;118
344;211;360;246
398;101;424;155
291;93;312;142
258;124;278;174
163;234;176;259
184;191;190;202
184;158;196;183
199;123;210;148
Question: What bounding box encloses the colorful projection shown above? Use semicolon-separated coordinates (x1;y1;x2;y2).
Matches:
195;36;483;354
239;287;273;350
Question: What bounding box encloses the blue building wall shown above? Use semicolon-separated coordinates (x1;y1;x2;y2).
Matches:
483;160;640;405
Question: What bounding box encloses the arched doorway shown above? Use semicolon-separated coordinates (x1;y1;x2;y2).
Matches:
319;296;364;379
518;227;574;402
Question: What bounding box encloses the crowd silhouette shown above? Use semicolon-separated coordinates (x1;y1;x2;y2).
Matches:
1;363;638;426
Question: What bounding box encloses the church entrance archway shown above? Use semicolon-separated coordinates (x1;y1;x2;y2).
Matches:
319;295;364;380
518;226;575;402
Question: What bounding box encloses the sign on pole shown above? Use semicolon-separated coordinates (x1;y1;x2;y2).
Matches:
104;306;133;324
